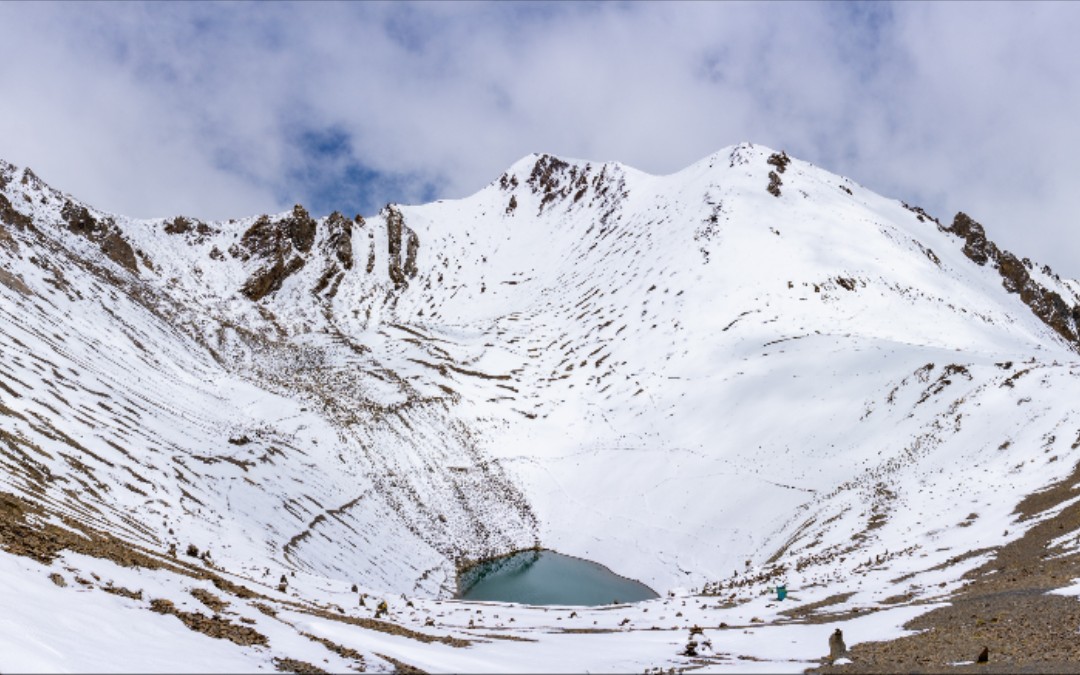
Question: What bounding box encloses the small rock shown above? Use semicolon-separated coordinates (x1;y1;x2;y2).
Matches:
829;628;847;661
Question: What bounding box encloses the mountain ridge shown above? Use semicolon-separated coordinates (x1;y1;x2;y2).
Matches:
3;144;1080;671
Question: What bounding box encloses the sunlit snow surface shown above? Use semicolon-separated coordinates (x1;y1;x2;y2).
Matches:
1;144;1079;671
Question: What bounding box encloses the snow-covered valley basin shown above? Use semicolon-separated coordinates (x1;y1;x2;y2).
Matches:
457;549;659;606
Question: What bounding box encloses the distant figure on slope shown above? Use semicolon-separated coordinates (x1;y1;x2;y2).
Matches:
977;646;988;664
829;628;847;662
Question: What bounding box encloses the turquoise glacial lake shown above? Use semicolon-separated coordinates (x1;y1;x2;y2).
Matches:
457;549;659;606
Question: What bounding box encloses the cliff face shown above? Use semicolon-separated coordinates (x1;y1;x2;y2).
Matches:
230;204;318;301
384;204;419;289
60;200;140;274
945;212;1080;348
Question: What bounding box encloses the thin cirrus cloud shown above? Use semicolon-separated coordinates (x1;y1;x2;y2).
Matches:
0;1;1078;275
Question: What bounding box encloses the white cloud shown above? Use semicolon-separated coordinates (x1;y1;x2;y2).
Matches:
1;1;1079;274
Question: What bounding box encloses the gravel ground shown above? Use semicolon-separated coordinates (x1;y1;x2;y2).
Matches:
812;462;1080;674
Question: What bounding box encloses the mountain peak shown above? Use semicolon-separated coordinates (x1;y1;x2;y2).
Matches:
3;145;1080;671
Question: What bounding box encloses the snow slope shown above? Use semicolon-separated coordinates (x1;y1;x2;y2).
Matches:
1;144;1080;672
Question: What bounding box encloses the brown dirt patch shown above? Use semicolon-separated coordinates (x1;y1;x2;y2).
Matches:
0;490;261;601
813;459;1080;673
375;652;428;674
779;592;856;622
149;598;269;647
300;631;366;669
478;632;539;642
273;657;329;674
192;587;229;613
289;602;471;647
102;585;143;601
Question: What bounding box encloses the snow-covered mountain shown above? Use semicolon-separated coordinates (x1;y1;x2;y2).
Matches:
2;143;1080;672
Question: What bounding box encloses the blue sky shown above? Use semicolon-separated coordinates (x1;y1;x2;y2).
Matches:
2;1;1080;274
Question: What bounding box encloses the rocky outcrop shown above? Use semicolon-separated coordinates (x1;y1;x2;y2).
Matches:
324;212;354;271
235;204;317;261
163;216;218;244
947;212;994;266
767;151;791;173
60;200;139;274
386;205;405;288
100;230;139;273
242;256;306;301
384;205;418;289
525;154;628;223
0;160;12;191
233;204;318;301
311;211;357;298
0;192;32;230
766;151;789;197
946;212;1080;347
403;227;420;280
767;171;782;197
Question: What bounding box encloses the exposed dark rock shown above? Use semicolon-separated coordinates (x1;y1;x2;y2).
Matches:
526;154;627;220
767;171;782;197
828;628;847;662
528;154;571;197
0;193;33;230
324;211;354;270
100;230;139;273
901;201;940;226
764;150;791;197
0;161;11;191
60;201;138;274
767;151;790;174
102;584;143;600
163;216;217;243
61;201;105;238
386;205;405;287
20;167;44;190
946;212;1080;347
237;216;279;262
235;205;319;301
947;212;995;266
237;205;316;260
150;598;268;647
311;267;338;297
309;212;354;298
191;588;229;613
285;204;317;253
404;228;420;280
365;235;376;275
498;172;519;191
273;657;329;674
241;255;305;301
384;205;419;289
164;216;193;235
